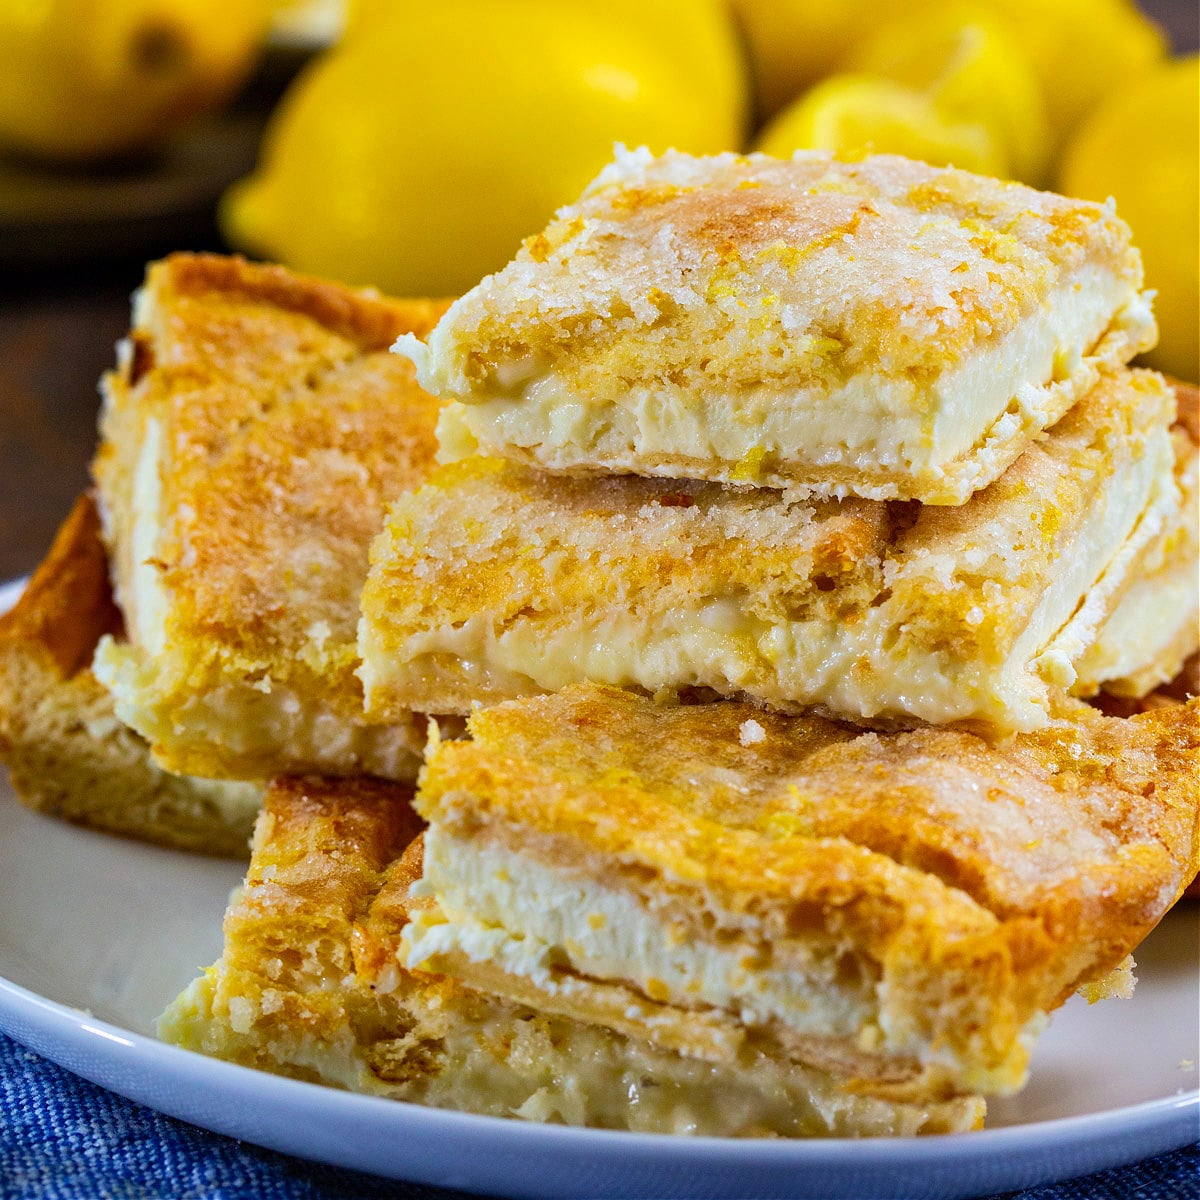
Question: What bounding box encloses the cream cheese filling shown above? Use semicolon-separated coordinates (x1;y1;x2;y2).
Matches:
1033;458;1181;689
418;272;1148;496
406;830;881;1049
1077;566;1199;692
127;414;170;658
405;829;1047;1092
1074;541;1199;692
1074;444;1199;693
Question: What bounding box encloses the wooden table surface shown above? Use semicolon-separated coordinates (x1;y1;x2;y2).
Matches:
0;267;144;580
0;119;268;578
1;2;1195;582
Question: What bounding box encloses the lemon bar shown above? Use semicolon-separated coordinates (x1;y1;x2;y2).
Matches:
360;368;1177;733
0;495;258;855
160;774;985;1135
401;147;1155;504
405;684;1200;1101
92;254;450;781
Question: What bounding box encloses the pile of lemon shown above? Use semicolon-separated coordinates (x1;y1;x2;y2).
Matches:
230;0;1195;374
1;0;1192;374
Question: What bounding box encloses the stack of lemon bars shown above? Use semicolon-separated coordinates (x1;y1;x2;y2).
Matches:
2;149;1197;1138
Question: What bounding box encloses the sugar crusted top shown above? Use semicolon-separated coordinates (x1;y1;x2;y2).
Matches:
410;147;1144;400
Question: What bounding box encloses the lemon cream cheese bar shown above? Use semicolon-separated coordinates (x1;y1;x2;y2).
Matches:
0;494;259;855
400;147;1155;504
404;684;1200;1102
92;255;450;781
360;368;1177;733
160;774;985;1135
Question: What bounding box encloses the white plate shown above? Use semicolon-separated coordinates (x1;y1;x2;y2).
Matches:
0;778;1197;1199
0;577;1197;1198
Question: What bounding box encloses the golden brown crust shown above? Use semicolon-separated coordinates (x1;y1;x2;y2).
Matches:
415;684;1200;1095
125;256;448;664
239;775;422;922
1098;653;1200;905
0;495;259;855
1;494;121;675
438;150;1144;386
144;253;452;352
92;254;452;779
173;775;425;1083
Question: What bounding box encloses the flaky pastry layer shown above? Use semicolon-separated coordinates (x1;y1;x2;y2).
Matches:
0;495;258;855
91;254;452;781
159;776;983;1136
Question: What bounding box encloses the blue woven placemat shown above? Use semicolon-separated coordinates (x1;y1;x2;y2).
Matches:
1;1032;1196;1200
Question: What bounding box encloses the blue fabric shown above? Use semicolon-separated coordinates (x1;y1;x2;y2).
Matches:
1;1031;1195;1200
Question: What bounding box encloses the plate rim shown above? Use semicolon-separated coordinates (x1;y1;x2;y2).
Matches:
1;965;1197;1198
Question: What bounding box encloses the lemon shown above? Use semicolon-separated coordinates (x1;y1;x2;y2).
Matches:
729;0;880;117
343;0;744;145
1061;56;1198;381
756;75;1002;177
979;0;1166;149
0;0;270;163
731;0;1164;146
847;5;1048;183
342;0;748;145
225;0;743;296
583;0;748;142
